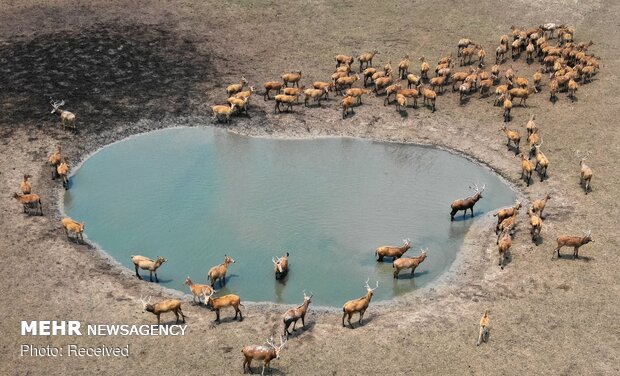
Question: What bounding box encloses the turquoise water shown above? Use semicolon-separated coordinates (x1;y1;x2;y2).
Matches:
64;127;514;306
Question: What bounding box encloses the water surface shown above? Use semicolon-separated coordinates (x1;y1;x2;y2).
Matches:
64;127;514;306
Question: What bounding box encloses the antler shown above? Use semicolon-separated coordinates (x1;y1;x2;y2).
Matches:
272;256;280;264
50;99;65;109
266;336;276;349
364;277;370;289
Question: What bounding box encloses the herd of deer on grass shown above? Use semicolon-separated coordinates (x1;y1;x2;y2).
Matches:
209;23;598;125
11;24;600;374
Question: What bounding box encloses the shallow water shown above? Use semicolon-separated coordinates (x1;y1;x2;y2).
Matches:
64;127;515;306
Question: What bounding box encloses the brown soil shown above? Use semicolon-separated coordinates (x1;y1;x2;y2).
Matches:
1;1;619;375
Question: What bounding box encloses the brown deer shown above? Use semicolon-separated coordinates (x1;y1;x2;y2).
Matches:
208;255;235;287
531;194;551;218
375;238;411;261
450;184;485;221
554;231;593;259
13;193;43;216
528;208;543;242
500;125;521;154
577;151;593;194
206;290;244;322
283;291;312;337
497;225;513;269
20;174;32;194
273;252;290;280
393;249;428;278
184;276;214;305
139;296;185;325
342;278;378;329
50;99;76;132
48;145;62;179
61;217;84;242
130;255;167;282
477;310;490;346
493;201;522;234
242;336;287;376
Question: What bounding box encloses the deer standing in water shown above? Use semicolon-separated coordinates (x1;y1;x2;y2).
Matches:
450;184;485;221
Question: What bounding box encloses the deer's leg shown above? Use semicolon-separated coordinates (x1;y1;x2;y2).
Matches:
574;247;579;259
174;310;180;324
215;309;220;322
238;307;243;321
134;265;142;279
342;312;347;327
149;271;154;282
359;309;365;325
157;314;161;326
154;271;159;283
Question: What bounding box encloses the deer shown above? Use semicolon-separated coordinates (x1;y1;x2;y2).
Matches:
48;145;62;179
577;151;593;194
500;125;521;154
139;296;185;325
493;201;522;234
528;208;543;242
57;158;70;190
263;81;283;100
61;217;84;242
342;278;378;329
375;239;411;261
130;255;167;282
398;54;411;79
273;252;289;280
208;254;235;287
520;153;534;186
184;276;214;305
526;114;537;137
418;84;437;112
20;174;32;194
503;97;512;122
226;77;248;97
497;225;513;269
531;194;551;218
242;336;287;376
13;193;43;216
358;49;378;72
50;99;76;132
283;291;312;337
533;140;550;181
393;249;428;279
450;184;485;221
496;211;518;243
477;310;490;346
206;290;243;322
553;231;593;259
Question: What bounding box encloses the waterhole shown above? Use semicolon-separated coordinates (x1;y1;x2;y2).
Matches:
64;127;514;306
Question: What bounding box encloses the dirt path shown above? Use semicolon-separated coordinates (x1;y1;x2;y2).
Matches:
1;1;619;375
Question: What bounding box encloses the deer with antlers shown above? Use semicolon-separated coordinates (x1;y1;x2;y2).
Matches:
242;335;287;376
50;99;76;132
577;151;593;194
450;184;485;221
283;291;312;337
272;252;289;280
554;230;593;259
139;296;185;325
342;278;378;329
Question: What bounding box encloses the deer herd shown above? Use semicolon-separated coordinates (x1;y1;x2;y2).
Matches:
10;23;601;373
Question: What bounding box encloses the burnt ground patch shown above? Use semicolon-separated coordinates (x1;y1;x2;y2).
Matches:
0;23;216;132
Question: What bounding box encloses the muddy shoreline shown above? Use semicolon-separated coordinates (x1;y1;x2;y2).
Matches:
58;121;522;312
